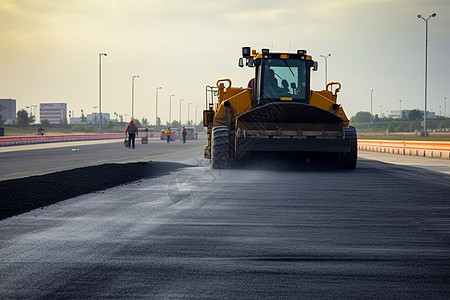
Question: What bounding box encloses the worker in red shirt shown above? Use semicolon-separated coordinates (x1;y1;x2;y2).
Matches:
125;119;138;149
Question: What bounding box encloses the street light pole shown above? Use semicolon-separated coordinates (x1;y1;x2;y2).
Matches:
370;89;373;116
188;103;192;125
195;105;199;125
417;12;437;136
155;86;161;125
319;53;331;87
30;105;37;123
444;97;447;118
99;52;107;133
169;94;174;126
93;106;98;124
132;75;139;120
179;99;184;125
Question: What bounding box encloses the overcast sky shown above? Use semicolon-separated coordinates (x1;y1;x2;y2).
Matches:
1;0;449;124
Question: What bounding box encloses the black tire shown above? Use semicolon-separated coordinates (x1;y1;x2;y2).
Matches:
342;126;357;170
211;126;230;169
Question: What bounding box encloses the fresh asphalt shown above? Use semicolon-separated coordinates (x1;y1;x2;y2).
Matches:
0;138;449;298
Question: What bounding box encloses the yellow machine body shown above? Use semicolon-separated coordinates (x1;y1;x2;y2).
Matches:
203;47;357;170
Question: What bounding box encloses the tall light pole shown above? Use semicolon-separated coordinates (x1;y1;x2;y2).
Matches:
179;99;184;125
98;52;107;133
188;103;192;125
444;97;447;118
31;105;37;116
131;75;139;120
319;53;331;86
370;89;374;117
93;106;98;124
195;105;199;125
155;86;162;125
169;94;174;126
417;12;436;136
399;99;402;119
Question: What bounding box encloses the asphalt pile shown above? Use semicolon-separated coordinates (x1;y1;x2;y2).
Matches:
0;162;187;220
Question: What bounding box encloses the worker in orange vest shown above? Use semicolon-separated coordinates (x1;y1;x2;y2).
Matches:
125;120;139;149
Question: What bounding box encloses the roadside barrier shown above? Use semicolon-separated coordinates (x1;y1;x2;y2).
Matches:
358;140;450;159
0;133;124;146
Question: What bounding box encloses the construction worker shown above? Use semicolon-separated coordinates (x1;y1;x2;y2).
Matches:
182;127;187;143
125;119;138;149
165;127;171;143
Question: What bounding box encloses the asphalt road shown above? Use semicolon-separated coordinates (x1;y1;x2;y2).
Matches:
1;139;449;298
0;137;203;180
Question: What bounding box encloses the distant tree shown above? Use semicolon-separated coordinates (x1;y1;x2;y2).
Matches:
156;117;161;126
81;112;87;124
60;118;69;128
41;119;50;127
350;111;372;124
195;121;204;132
134;119;142;127
0;113;4;125
171;120;181;128
408;109;423;120
141;118;149;127
107;121;114;129
16;109;30;128
409;121;421;132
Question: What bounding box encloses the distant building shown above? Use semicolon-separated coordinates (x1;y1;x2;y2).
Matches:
86;112;110;125
388;109;436;119
69;117;83;124
40;103;67;124
388;110;409;119
0;98;17;125
426;111;436;119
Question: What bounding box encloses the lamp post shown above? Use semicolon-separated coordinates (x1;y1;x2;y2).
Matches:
444;97;447;118
98;52;107;133
188;103;192;125
131;75;139;120
179;99;184;125
93;106;98;124
195;105;199;125
417;12;436;136
370;89;373;116
32;105;37;123
155;86;162;125
169;94;174;126
319;53;331;86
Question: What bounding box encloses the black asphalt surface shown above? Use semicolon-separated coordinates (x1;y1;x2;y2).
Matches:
0;161;188;220
1;139;449;298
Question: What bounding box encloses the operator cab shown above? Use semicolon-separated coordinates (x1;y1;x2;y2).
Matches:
239;47;317;106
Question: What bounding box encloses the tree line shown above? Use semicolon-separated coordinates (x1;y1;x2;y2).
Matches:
3;109;204;134
350;110;450;133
